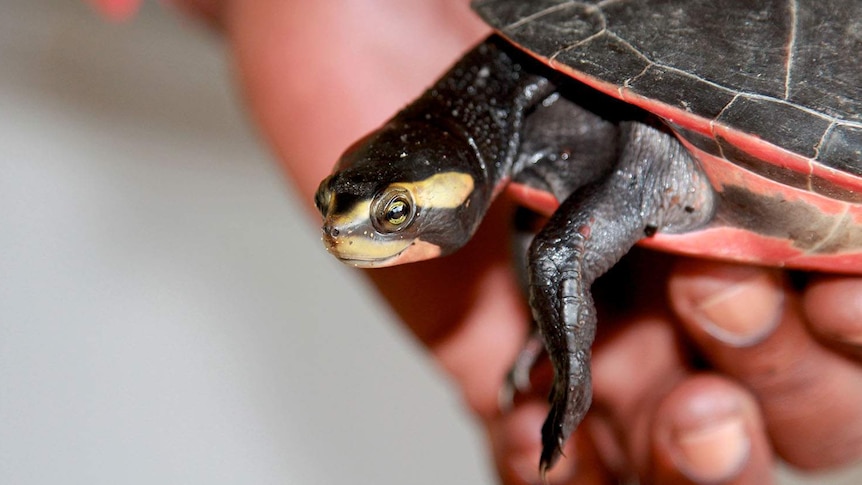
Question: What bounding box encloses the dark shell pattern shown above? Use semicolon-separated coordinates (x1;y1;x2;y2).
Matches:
474;0;862;201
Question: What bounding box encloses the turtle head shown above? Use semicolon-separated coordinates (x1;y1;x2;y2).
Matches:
314;120;487;268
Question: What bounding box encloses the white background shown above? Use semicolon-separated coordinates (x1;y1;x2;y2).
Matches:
0;1;859;484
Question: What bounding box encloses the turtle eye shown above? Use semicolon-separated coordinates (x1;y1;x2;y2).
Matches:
314;176;333;215
372;187;416;233
385;199;408;225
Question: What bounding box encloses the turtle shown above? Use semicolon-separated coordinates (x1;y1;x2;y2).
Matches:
314;0;862;473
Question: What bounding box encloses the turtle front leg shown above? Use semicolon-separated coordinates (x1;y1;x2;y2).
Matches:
529;121;716;472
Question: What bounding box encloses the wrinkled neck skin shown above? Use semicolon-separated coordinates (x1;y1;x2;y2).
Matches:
396;35;555;204
316;35;555;267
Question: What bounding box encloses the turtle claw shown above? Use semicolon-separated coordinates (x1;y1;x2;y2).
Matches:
497;380;518;412
498;332;545;410
539;368;591;472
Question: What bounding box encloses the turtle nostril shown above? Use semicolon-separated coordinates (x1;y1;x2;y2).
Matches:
323;225;340;238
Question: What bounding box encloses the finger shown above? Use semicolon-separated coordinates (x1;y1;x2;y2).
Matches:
590;312;688;479
488;399;611;485
651;375;775;485
669;260;862;469
591;309;774;484
803;276;862;357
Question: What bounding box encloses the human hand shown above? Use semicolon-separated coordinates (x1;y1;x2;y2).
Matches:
89;0;862;483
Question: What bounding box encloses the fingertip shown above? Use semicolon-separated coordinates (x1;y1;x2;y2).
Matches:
671;263;862;470
489;400;614;484
651;375;774;484
489;400;581;484
803;276;862;350
668;259;784;347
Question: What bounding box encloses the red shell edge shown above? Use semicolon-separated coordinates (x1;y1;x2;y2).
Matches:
501;46;862;273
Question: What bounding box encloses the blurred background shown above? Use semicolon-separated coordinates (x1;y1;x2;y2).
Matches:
0;1;489;483
0;1;859;484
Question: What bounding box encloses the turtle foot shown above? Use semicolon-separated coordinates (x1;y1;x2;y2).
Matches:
539;358;591;472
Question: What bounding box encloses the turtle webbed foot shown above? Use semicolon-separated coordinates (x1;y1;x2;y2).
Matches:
528;235;598;472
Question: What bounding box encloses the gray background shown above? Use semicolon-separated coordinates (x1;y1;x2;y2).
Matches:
0;1;859;484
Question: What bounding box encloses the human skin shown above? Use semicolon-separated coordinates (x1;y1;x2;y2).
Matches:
90;1;862;483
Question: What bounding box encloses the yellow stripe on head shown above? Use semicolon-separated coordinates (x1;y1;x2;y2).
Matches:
392;172;475;210
327;198;372;230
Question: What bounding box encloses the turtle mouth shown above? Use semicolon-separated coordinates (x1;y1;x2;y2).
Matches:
329;246;407;268
323;234;441;268
337;255;402;268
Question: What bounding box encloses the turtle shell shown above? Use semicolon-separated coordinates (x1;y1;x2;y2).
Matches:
474;0;862;272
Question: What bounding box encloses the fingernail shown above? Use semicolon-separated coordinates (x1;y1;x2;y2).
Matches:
671;414;751;482
696;270;783;347
804;279;862;347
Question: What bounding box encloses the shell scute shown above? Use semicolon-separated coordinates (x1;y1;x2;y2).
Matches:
475;0;862;177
